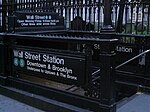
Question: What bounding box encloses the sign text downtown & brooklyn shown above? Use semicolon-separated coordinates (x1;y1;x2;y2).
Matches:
13;49;86;85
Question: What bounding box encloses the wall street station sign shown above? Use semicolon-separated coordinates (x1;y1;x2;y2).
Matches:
13;49;86;85
13;11;64;31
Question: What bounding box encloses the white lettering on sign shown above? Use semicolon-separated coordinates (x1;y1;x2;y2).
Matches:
52;65;72;74
45;70;56;75
17;20;24;23
94;44;101;50
67;74;77;80
26;15;52;20
13;50;23;58
15;12;64;28
27;60;46;69
26;15;34;19
25;52;41;61
27;66;40;72
116;46;133;53
43;55;64;65
13;50;81;82
21;23;28;26
25;20;34;23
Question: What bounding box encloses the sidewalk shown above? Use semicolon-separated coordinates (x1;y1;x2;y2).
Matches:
0;94;44;112
117;93;150;112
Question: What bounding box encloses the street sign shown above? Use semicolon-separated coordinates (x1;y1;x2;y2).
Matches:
9;11;65;31
12;48;86;86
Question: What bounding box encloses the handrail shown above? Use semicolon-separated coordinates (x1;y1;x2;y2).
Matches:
92;69;101;76
115;49;150;69
92;69;101;82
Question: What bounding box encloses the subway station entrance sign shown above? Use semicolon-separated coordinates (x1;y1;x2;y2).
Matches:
12;11;64;31
12;49;86;85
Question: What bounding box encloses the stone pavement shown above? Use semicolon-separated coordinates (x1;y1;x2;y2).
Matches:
117;93;150;112
0;94;44;112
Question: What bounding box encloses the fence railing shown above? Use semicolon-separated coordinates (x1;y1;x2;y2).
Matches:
0;0;150;34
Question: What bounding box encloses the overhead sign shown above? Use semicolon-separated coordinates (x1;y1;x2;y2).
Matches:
12;49;86;85
13;11;64;31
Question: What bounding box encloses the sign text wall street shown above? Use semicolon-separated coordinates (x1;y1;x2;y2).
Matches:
14;11;64;28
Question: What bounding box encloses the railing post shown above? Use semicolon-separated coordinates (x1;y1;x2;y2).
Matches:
101;0;115;34
103;0;112;26
116;0;126;33
99;40;117;112
2;0;7;32
0;34;7;85
100;2;116;110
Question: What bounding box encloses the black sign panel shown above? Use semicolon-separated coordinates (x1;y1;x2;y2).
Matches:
13;11;64;31
12;49;86;85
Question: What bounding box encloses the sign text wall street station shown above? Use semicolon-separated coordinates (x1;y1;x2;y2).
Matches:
13;49;86;85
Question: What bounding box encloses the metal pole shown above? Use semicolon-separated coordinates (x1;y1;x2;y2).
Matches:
2;0;6;32
104;0;112;26
100;41;117;112
101;0;114;33
116;0;126;33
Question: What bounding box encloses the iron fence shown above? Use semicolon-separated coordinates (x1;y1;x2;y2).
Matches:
0;0;149;34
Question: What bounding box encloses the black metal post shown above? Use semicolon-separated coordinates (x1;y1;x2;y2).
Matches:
101;0;115;33
2;0;6;32
99;1;116;111
99;41;117;112
116;0;126;33
104;0;112;26
0;34;7;85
